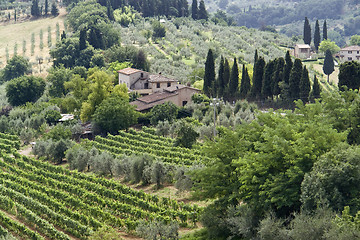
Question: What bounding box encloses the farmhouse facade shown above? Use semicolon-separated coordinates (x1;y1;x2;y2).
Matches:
337;45;360;62
118;68;201;111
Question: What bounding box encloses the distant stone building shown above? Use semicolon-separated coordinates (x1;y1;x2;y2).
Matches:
294;44;311;59
118;68;201;111
337;45;360;62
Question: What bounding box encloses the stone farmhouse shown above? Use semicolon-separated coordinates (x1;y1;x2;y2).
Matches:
337;45;360;62
294;44;311;59
118;68;201;112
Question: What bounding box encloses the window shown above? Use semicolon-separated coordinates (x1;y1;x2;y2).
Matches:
182;101;188;106
144;83;149;89
167;82;171;87
357;51;360;54
156;83;160;88
349;51;353;54
348;57;353;60
141;73;144;78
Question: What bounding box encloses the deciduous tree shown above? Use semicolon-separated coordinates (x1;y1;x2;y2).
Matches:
6;76;45;106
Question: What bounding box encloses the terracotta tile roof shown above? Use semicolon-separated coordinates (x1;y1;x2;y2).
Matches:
148;74;178;83
135;91;178;104
164;84;201;93
130;92;178;111
340;45;360;51
117;67;144;75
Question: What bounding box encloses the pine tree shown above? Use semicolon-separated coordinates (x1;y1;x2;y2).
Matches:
228;58;239;101
314;20;320;51
239;64;251;99
191;0;198;20
299;66;311;102
323;20;327;40
310;75;321;102
272;57;285;97
262;60;275;99
289;59;303;100
323;49;334;83
217;56;225;97
251;56;265;100
198;0;208;20
79;29;87;51
106;0;114;21
203;49;215;97
44;0;48;15
303;17;311;45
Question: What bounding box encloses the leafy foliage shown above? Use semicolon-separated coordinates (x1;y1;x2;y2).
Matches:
6;76;45;106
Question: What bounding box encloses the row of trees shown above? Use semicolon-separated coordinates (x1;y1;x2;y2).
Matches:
97;0;190;18
303;17;327;51
31;0;59;17
191;0;208;20
203;49;321;104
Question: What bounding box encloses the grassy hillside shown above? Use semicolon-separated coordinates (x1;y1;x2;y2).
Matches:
0;8;66;76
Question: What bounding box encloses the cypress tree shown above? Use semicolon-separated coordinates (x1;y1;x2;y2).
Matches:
323;49;334;83
289;59;303;100
338;61;360;90
79;29;87;51
323;20;327;40
51;2;59;16
272;57;285;97
106;0;114;21
191;0;198;20
198;0;208;20
61;31;66;40
262;60;275;99
314;20;320;51
299;66;311;102
283;51;292;84
223;58;230;93
217;56;225;97
303;17;311;45
253;49;258;76
310;75;321;102
44;0;48;15
203;49;215;97
251;56;265;100
228;58;239;101
239;64;251;99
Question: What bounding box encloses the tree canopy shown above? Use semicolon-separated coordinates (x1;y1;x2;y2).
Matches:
2;55;30;83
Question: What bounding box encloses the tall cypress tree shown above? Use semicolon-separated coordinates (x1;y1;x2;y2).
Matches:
303;17;311;45
228;58;239;101
262;60;275;99
289;59;303;100
310;75;321;102
254;49;258;65
44;0;48;15
223;58;230;94
251;56;265;100
203;49;215;97
217;56;225;97
191;0;198;19
299;66;311;102
323;49;334;83
314;20;320;51
272;57;285;97
323;20;327;40
79;29;87;51
239;65;251;99
283;51;292;84
106;0;114;21
198;0;208;20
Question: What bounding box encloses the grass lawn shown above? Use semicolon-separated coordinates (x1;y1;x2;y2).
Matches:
0;8;66;76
